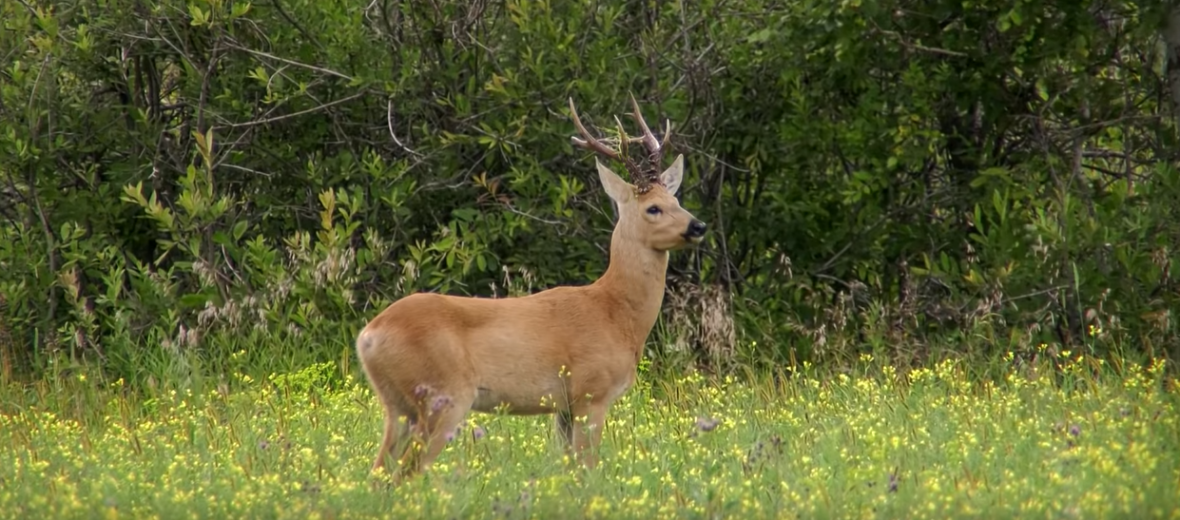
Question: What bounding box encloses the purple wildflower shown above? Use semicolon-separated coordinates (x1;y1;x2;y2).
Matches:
413;383;432;399
695;416;721;432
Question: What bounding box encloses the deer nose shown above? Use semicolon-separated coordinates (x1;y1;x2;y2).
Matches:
684;219;707;239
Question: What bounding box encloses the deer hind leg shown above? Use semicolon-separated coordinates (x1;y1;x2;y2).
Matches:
372;409;410;472
555;410;575;458
368;384;415;474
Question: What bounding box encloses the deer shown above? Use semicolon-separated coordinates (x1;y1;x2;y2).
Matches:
355;95;707;480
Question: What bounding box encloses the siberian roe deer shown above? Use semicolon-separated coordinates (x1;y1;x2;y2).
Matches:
356;96;706;479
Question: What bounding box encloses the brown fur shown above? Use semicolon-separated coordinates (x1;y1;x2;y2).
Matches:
357;154;705;479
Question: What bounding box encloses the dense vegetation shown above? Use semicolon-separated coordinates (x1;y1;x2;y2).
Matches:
2;0;1180;382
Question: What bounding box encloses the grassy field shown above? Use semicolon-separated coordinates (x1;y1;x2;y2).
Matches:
1;352;1177;519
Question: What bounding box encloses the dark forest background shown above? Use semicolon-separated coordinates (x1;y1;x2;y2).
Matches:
2;0;1179;384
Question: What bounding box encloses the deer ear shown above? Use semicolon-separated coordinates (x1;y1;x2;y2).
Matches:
596;159;634;203
660;154;685;195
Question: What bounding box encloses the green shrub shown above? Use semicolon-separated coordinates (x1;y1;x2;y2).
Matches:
1;0;1177;383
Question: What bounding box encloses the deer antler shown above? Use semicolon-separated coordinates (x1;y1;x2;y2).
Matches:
627;93;671;190
569;96;671;193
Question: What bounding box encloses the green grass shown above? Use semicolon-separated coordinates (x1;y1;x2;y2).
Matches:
1;352;1178;519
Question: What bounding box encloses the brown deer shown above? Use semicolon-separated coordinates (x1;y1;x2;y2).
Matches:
356;96;707;479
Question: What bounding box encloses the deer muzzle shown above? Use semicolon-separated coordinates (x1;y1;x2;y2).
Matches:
683;219;707;243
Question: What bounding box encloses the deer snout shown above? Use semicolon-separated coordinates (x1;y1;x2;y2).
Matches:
683;219;707;243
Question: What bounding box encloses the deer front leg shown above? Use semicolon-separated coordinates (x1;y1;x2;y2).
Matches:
397;388;474;480
568;400;610;469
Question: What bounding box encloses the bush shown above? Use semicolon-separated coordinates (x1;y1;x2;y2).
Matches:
1;0;1177;383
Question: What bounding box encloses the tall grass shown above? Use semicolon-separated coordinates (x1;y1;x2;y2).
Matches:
1;350;1176;519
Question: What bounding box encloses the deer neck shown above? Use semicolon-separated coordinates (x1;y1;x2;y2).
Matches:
594;232;669;341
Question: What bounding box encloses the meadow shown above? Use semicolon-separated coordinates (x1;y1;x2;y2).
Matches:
1;350;1177;520
3;0;1178;518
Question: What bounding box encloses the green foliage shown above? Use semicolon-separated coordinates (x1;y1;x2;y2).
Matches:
0;354;1177;518
1;0;1178;381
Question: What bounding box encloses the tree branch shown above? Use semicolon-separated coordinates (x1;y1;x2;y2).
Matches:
388;99;424;156
214;91;367;130
225;42;355;82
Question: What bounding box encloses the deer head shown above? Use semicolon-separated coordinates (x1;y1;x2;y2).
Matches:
569;96;707;252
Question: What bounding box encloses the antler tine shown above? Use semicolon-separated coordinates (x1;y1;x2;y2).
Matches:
659;119;673;150
628;93;665;167
569;97;644;183
569;98;621;161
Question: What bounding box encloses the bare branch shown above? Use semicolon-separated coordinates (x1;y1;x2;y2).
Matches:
501;203;562;225
11;0;36;17
225;42;355;82
196;35;223;137
218;163;274;178
874;26;968;58
214;91;366;130
678;143;752;173
387;99;423;157
1003;286;1070;304
270;0;325;52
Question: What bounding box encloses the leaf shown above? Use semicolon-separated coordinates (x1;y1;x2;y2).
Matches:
212;231;232;246
188;5;208;26
230;2;251;18
747;28;774;44
232;221;248;241
1008;8;1023;26
992;189;1007;224
248;66;270;84
1035;78;1048;102
180;293;210;308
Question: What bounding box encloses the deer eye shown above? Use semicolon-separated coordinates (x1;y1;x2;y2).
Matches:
646;205;662;215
